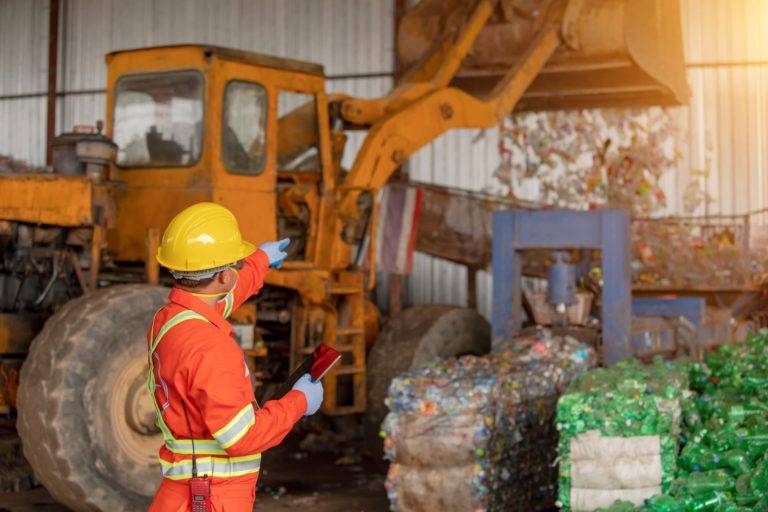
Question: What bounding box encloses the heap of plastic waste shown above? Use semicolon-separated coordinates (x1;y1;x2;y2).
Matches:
564;332;768;511
382;329;594;512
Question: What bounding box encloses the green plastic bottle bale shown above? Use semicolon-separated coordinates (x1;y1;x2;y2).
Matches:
714;505;753;512
750;459;768;495
677;445;753;474
556;358;689;511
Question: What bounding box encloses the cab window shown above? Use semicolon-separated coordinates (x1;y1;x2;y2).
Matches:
113;70;203;167
222;80;268;175
277;91;320;172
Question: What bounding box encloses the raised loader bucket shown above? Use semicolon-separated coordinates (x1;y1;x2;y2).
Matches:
398;0;690;110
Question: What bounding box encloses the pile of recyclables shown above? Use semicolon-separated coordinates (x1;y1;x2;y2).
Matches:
560;332;768;511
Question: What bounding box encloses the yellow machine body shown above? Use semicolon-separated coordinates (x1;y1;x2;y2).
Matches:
0;173;112;227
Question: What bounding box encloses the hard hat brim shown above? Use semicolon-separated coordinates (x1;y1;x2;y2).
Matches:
156;240;257;272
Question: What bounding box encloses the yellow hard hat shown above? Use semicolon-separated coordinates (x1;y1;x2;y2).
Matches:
156;202;255;272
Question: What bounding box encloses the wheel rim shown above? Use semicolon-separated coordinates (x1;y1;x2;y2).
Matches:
109;354;162;487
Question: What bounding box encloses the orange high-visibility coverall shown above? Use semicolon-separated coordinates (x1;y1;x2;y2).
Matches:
148;249;307;512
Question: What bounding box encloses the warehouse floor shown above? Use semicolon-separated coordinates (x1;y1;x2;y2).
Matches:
0;437;388;511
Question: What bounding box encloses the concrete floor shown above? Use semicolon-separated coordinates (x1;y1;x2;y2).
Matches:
0;437;389;512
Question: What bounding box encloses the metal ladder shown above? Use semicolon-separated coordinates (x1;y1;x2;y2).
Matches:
292;271;367;415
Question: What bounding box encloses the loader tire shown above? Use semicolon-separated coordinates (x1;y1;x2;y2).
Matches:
365;305;491;436
17;285;168;512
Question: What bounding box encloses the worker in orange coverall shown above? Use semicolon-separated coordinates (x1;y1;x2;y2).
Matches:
147;202;323;512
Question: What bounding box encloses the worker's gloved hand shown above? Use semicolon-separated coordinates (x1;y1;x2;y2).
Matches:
259;238;291;268
292;374;323;416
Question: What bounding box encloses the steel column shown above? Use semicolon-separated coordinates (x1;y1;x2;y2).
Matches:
45;0;61;166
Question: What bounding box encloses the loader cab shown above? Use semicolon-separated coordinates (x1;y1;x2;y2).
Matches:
104;45;334;265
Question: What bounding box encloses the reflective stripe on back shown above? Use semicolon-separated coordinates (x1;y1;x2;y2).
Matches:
150;310;208;354
159;453;261;480
164;438;228;456
148;310;222;453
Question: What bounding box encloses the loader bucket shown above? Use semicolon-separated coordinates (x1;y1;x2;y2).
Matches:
398;0;690;111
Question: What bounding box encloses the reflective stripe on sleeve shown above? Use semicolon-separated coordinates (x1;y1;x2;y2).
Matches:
159;453;261;480
212;404;256;449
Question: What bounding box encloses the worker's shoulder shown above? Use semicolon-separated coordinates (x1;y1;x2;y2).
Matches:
151;303;214;335
162;315;224;345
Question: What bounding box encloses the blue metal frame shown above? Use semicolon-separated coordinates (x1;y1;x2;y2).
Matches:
632;297;706;327
492;209;631;365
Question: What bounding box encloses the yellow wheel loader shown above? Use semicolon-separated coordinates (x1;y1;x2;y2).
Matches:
0;1;688;509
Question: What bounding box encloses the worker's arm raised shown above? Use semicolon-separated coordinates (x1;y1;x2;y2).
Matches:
219;239;290;318
219;249;269;317
189;337;307;457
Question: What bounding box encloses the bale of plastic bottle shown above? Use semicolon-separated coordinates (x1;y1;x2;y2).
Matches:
556;357;690;510
382;329;594;512
564;332;768;511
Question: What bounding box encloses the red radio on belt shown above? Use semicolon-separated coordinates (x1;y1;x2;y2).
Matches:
188;477;211;512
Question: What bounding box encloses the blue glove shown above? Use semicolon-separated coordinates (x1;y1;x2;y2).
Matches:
291;373;323;416
259;238;290;268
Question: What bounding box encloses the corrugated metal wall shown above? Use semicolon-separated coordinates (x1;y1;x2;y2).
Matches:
1;1;766;319
0;0;393;168
678;0;768;217
0;0;50;165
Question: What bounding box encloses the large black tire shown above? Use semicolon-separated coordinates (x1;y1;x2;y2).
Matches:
366;305;491;436
17;285;168;512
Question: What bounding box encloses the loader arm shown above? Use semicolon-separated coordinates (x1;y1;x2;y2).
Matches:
337;4;562;220
334;0;689;221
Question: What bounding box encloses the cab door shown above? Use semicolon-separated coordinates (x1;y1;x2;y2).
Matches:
210;59;278;247
274;88;325;263
270;73;330;265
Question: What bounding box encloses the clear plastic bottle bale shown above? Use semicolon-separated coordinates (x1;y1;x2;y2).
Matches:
383;330;594;512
